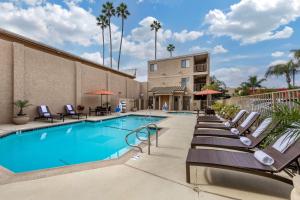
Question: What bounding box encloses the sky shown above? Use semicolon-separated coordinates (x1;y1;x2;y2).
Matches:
0;0;299;88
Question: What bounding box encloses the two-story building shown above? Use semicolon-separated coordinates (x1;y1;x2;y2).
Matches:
147;52;210;111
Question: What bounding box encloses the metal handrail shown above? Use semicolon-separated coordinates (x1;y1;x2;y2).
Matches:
125;123;159;155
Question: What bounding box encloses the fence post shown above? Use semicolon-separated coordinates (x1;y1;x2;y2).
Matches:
272;92;276;108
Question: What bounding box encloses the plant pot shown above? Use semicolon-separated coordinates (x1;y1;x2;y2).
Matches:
12;115;30;125
291;175;300;200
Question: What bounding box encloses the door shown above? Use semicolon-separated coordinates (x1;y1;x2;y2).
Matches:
183;96;191;110
174;96;179;110
155;97;159;110
161;95;169;110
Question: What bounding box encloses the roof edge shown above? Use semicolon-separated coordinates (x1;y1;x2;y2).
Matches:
0;28;135;79
148;52;209;63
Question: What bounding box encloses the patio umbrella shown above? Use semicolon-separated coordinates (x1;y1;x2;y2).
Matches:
85;90;114;107
194;89;222;109
194;89;222;96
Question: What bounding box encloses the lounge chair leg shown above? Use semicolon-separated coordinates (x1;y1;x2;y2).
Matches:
186;162;191;183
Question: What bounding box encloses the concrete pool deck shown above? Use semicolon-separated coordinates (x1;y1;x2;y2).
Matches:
0;111;292;200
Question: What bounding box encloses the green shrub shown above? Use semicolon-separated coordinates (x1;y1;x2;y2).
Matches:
260;103;300;148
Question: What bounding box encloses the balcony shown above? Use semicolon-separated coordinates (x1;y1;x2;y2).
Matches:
194;83;206;91
194;64;207;73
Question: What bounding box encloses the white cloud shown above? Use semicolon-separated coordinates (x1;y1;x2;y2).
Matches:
121;16;172;59
81;52;117;68
212;45;228;54
0;2;99;47
173;29;203;43
212;67;260;87
269;59;288;66
136;0;143;4
205;0;300;44
271;51;284;57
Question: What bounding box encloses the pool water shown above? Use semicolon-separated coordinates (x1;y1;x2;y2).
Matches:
0;115;163;173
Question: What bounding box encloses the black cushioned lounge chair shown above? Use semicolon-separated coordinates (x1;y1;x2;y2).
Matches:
35;105;64;123
65;104;87;120
186;128;300;185
194;112;260;138
195;110;247;129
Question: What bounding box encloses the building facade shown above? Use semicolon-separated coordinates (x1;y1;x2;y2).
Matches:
0;28;148;123
147;52;210;111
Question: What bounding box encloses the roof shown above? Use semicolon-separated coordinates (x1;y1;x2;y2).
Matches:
148;52;209;63
149;86;186;94
0;28;135;79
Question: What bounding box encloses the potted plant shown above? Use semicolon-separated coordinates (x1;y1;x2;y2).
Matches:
12;100;31;125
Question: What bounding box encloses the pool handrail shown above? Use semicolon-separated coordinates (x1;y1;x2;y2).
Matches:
125;123;159;155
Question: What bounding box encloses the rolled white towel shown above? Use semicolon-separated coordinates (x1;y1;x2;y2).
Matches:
240;137;252;146
230;128;240;135
224;121;231;127
254;150;274;166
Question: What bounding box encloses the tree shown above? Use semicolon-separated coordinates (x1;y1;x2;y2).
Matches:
290;49;300;86
241;76;265;94
116;2;130;70
265;60;298;88
150;20;161;60
166;44;175;57
102;2;115;68
96;15;108;66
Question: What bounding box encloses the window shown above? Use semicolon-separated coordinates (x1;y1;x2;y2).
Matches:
181;59;190;68
181;77;189;87
149;64;158;72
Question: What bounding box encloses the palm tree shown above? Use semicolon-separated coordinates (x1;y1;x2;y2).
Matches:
242;76;265;94
150;20;161;60
265;60;298;88
290;49;300;86
116;2;130;71
102;2;115;68
166;44;175;57
96;15;108;66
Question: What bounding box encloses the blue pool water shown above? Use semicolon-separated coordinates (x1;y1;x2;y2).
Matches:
0;115;163;173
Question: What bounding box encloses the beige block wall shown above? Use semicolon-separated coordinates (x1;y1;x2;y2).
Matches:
24;47;76;118
0;38;143;123
0;40;13;123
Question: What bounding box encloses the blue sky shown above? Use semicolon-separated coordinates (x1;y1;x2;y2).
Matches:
0;0;299;87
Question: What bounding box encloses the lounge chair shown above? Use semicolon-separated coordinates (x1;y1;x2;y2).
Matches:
194;111;260;138
65;104;87;120
195;110;247;129
186;126;300;184
191;117;275;151
196;115;225;123
35;105;64;123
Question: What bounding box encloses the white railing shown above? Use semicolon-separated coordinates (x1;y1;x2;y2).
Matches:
222;89;300;115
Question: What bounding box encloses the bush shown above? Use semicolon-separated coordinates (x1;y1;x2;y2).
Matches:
212;102;239;120
260;103;300;148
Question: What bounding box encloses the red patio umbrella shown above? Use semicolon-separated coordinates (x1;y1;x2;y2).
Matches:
85;90;114;107
194;89;222;96
194;89;222;109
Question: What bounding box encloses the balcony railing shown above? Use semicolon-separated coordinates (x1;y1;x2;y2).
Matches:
194;83;206;91
194;64;207;72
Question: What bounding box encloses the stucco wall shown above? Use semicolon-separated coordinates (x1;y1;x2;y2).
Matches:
24;47;76;118
0;38;143;123
0;39;13;123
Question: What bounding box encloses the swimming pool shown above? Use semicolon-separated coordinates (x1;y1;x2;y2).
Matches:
0;115;164;173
